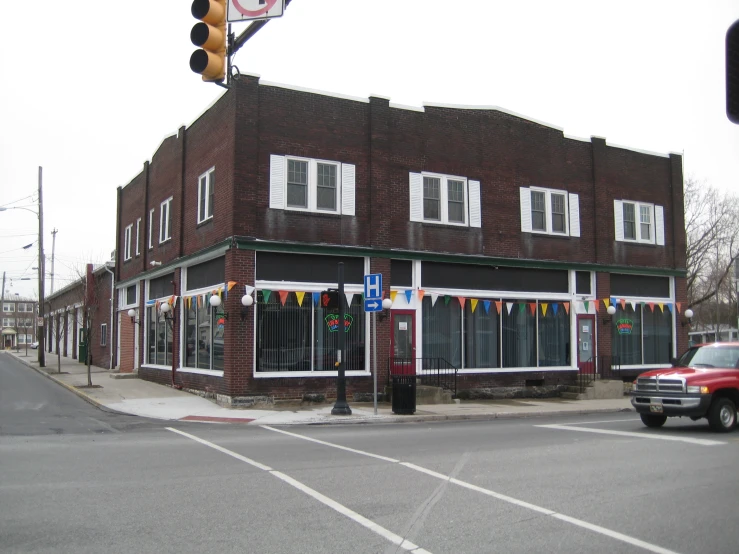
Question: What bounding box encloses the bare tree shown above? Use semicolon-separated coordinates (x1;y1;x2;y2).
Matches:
685;178;739;313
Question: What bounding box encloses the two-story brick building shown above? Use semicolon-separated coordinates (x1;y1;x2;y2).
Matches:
115;75;688;404
2;297;37;350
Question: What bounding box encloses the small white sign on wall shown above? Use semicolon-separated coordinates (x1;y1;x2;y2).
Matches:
399;322;407;331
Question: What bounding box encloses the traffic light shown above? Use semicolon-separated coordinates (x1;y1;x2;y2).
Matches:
728;20;739;124
320;290;339;310
190;0;227;82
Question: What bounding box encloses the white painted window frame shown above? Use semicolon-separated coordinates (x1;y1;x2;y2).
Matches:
123;224;132;261
100;323;107;346
135;218;141;257
618;200;656;245
148;209;154;250
411;171;472;227
286;156;342;214
528;186;570;236
197;167;215;224
159;197;173;244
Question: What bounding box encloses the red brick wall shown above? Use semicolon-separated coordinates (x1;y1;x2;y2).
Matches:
119;311;135;373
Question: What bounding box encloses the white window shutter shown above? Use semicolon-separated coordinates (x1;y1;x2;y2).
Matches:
655;205;665;245
568;193;580;237
341;163;355;216
520;187;532;233
468;180;481;228
269;155;285;209
614;200;624;241
409;172;423;222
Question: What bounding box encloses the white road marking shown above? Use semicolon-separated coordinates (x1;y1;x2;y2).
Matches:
261;424;400;462
260;426;682;554
536;424;727;446
166;427;429;553
561;418;641;425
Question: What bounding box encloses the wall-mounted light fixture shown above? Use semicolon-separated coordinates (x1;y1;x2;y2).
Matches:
150;260;162;267
240;293;254;321
603;305;617;324
682;308;694;327
127;308;140;326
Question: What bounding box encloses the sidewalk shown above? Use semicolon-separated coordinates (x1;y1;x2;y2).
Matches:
4;349;634;425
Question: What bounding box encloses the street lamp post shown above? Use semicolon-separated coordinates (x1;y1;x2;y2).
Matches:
0;166;45;367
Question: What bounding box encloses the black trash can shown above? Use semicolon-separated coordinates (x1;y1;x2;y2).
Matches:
392;375;416;415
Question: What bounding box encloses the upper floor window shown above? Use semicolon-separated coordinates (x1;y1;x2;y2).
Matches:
148;209;154;250
135;218;141;257
410;172;481;228
198;168;215;224
124;224;133;261
520;187;579;237
614;200;664;245
101;323;107;346
270;155;355;216
2;304;13;312
159;197;173;243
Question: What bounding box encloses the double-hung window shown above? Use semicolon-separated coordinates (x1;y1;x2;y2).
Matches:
124;224;132;261
197;168;215;224
101;323;107;346
411;172;480;227
159;197;172;243
521;187;573;236
270;155;355;215
148;209;154;250
614;200;664;245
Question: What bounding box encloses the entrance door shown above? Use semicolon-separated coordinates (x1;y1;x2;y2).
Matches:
390;310;416;375
577;315;595;374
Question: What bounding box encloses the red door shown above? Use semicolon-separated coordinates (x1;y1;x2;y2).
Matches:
576;314;596;374
390;310;416;375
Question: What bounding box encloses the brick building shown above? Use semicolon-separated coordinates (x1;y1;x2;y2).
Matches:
115;75;688;404
2;297;37;349
45;263;116;369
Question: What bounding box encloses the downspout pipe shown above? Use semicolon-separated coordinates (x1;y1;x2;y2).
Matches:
103;262;115;370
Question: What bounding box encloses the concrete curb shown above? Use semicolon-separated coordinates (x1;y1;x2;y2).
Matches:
5;352;114;413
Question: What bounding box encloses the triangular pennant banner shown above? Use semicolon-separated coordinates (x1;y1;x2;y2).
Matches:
603;298;610;309
552;303;559;315
658;302;664;313
676;302;682;314
263;290;272;303
227;281;237;292
390;291;398;303
666;303;673;313
244;285;255;296
312;292;320;306
458;296;466;308
494;301;502;314
593;302;599;313
541;303;548;317
483;300;491;313
430;293;438;307
563;302;570;314
279;291;289;306
346;292;355;307
519;303;526;314
404;290;413;304
528;302;536;315
296;291;306;306
470;299;478;313
584;300;590;313
506;302;514;315
619;299;626;310
418;289;425;300
629;301;635;312
648;302;654;312
444;295;451;305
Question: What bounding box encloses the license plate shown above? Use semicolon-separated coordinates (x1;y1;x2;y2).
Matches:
650;404;663;413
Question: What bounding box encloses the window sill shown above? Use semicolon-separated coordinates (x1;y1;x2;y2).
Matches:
254;370;370;378
159;238;172;246
179;366;224;377
418;221;469;229
279;208;343;218
526;231;571;239
618;239;657;247
456;366;576;374
196;217;213;229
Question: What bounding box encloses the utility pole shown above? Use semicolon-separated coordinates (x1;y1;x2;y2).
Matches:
50;228;58;293
38;166;46;368
1;272;5;347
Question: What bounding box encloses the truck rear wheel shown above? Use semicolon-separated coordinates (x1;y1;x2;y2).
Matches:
708;398;737;432
640;413;667;428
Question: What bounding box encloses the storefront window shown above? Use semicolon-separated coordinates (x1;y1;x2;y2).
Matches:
612;304;671;365
463;301;499;369
184;301;225;371
256;291;365;372
422;298;462;368
147;306;173;366
502;302;536;368
538;304;570;367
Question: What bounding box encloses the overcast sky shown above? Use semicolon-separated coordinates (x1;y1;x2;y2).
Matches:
1;0;737;300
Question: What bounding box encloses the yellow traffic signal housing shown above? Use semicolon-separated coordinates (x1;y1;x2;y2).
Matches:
190;0;227;82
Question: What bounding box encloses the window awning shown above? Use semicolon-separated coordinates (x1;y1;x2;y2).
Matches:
2;328;17;335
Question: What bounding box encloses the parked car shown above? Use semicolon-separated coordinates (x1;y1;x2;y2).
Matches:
30;342;39;349
631;342;739;432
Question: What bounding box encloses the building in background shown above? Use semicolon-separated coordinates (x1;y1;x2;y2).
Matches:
2;298;37;349
115;76;688;404
44;262;116;369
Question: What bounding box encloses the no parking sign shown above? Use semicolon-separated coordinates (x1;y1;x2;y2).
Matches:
228;0;285;22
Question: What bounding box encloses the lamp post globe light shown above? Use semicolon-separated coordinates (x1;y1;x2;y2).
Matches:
382;298;393;310
606;305;617;316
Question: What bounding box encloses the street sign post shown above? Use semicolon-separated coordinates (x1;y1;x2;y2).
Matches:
364;273;382;415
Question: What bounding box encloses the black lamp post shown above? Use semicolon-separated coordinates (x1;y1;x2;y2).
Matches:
332;262;352;415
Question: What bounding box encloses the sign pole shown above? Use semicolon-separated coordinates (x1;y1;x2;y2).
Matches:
373;311;377;416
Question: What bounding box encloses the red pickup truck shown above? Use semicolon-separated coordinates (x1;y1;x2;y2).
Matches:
631;342;739;432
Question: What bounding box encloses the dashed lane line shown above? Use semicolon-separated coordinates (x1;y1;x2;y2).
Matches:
166;427;431;554
260;425;682;554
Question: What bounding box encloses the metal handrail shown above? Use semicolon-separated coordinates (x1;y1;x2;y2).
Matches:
388;356;458;396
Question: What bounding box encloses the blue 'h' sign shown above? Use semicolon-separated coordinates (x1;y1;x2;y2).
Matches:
364;273;382;300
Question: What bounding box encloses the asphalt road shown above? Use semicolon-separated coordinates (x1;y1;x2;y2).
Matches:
2;354;739;554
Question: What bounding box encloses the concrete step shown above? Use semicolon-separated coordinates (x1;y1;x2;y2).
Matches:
561;391;584;400
564;379;624;400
